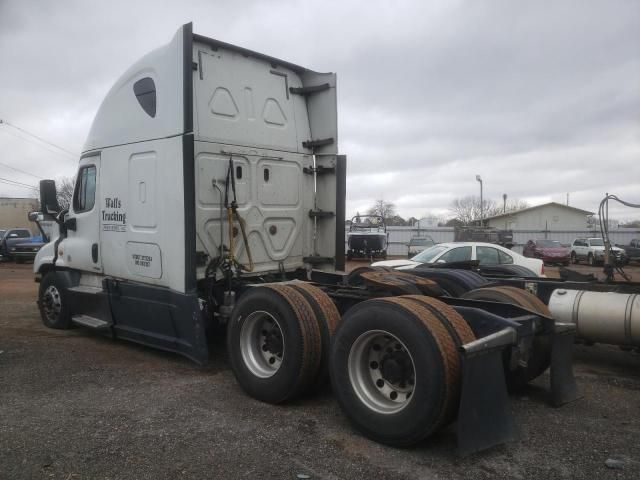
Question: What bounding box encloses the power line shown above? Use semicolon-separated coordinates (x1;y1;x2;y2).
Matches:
0;127;77;162
0;119;79;157
0;176;38;191
0;161;43;180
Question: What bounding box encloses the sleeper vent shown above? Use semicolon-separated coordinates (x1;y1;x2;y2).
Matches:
133;77;157;118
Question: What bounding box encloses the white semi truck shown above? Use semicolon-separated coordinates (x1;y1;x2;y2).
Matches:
32;23;578;455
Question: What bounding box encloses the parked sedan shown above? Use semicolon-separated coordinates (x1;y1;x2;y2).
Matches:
372;242;545;276
523;239;570;265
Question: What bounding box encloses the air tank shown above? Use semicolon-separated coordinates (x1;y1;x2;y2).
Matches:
548;289;640;346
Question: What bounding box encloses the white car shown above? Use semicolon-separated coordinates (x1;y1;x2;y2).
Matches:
372;242;545;276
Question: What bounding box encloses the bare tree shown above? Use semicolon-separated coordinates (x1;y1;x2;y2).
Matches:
505;199;529;213
449;196;493;225
386;215;407;226
56;176;75;210
367;199;396;220
449;196;528;225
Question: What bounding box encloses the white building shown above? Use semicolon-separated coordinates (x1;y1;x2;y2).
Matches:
0;197;39;231
484;202;594;231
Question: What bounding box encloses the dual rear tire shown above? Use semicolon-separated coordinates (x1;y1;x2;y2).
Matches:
330;296;475;446
228;285;475;447
226;282;339;404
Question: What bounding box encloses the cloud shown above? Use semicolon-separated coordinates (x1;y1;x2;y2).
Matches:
0;0;638;224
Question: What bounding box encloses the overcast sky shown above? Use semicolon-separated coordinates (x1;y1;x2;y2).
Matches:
1;0;638;221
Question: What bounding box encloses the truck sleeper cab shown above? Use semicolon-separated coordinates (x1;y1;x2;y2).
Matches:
35;23;344;363
33;23;577;455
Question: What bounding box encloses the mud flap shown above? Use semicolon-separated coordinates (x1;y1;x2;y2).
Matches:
549;322;580;407
457;327;518;456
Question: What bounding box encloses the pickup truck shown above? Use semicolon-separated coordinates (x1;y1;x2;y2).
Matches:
617;239;640;264
570;237;626;266
0;228;31;259
12;237;46;263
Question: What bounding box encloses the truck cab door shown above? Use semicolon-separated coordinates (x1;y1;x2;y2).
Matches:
59;154;103;273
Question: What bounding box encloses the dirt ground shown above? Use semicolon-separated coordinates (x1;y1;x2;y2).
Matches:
2;262;640;479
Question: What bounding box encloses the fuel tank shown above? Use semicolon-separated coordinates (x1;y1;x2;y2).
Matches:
548;289;640;346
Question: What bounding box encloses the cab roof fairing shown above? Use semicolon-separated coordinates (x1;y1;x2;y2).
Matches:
82;23;337;155
82;25;187;153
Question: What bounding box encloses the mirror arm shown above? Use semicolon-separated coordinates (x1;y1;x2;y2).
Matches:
34;219;49;243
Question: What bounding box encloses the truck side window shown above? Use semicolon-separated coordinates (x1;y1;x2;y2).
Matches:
133;77;156;118
74;165;97;212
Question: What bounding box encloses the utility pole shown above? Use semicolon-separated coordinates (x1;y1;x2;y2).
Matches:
503;193;507;230
476;175;483;226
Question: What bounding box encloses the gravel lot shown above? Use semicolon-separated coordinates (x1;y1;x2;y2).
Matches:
1;262;640;479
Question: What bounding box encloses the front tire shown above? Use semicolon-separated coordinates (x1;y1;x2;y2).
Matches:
38;272;73;329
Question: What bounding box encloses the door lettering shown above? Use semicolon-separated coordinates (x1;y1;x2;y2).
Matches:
102;197;127;232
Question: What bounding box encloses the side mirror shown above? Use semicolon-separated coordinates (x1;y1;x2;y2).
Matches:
39;179;60;215
27;211;40;222
436;259;447;264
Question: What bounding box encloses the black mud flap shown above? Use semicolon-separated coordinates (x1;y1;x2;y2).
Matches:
457;327;518;456
549;322;580;407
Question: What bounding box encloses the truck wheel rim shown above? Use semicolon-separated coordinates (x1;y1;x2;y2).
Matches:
348;330;416;414
240;311;284;378
42;285;61;321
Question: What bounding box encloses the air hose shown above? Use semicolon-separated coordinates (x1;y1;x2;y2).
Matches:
224;156;254;274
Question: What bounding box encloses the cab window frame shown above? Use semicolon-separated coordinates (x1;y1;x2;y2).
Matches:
73;164;97;213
